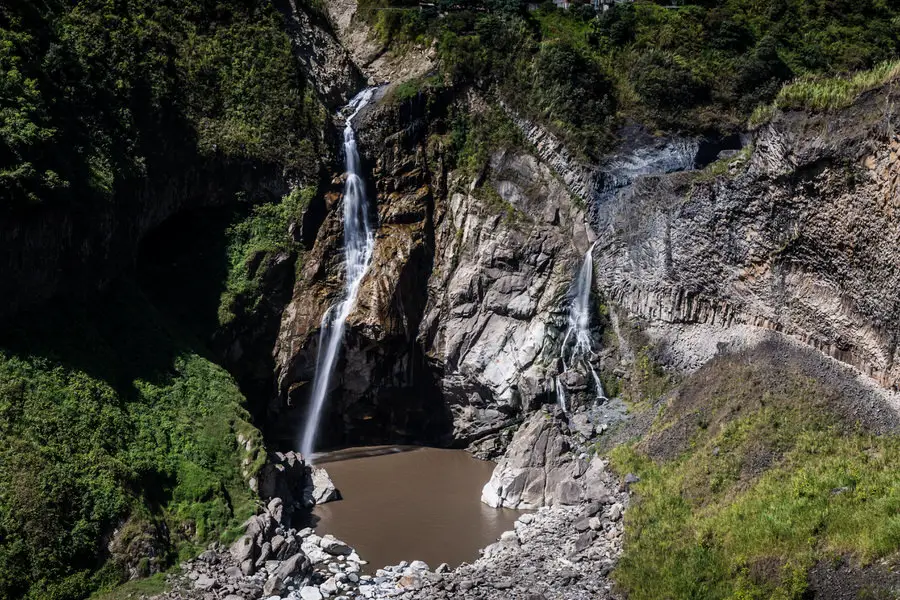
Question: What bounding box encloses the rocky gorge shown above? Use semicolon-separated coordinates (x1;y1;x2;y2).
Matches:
5;1;900;599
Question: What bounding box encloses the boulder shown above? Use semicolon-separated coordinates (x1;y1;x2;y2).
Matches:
310;467;341;504
263;575;285;596
320;534;351;556
274;552;311;581
255;541;272;567
230;535;256;565
240;558;255;576
320;576;339;596
300;586;324;600
258;451;308;508
193;574;217;591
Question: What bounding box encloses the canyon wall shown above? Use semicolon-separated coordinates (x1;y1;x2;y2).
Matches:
272;91;593;449
594;86;900;390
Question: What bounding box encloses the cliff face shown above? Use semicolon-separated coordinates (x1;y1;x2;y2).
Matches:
274;0;366;106
0;159;287;321
594;85;900;391
272;91;592;448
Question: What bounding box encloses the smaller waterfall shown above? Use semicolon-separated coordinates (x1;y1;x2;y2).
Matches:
299;88;377;461
556;243;606;415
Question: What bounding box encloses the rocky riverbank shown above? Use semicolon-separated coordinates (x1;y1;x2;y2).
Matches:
149;409;627;600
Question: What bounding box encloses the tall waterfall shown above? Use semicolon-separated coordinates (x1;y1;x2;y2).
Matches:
299;88;377;460
556;243;605;415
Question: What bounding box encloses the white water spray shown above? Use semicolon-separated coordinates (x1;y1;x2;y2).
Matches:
556;243;606;415
299;88;377;460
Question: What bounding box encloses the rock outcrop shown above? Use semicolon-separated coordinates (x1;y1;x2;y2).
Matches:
273;91;593;448
480;408;617;509
274;0;366;108
594;84;900;392
322;0;436;84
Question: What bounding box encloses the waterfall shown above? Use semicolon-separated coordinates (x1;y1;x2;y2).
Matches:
299;88;377;460
556;242;606;415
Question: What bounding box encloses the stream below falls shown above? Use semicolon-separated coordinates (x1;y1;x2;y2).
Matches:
308;447;522;571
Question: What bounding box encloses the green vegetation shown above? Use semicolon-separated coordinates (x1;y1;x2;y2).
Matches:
382;73;446;104
610;349;900;599
89;573;169;600
773;59;900;112
447;106;524;178
219;187;315;326
360;0;900;156
0;283;262;600
1;0;322;210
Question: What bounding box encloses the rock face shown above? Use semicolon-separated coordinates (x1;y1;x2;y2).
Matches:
273;91;592;448
323;0;436;84
273;0;366;108
0;160;288;321
481;409;616;509
594;85;900;391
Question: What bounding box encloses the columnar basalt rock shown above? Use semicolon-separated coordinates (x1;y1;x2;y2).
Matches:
593;86;900;391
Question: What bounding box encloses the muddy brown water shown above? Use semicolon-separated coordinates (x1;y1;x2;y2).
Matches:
310;446;521;571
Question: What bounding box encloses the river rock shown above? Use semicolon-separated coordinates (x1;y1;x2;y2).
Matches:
300;586;324;600
274;552;311;580
320;534;352;556
310;467;341;504
320;576;339;596
263;575;285;596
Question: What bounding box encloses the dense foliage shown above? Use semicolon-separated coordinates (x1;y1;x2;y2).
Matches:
360;0;900;157
0;283;263;600
0;0;321;210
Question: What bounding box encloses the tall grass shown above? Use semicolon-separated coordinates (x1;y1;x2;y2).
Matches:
750;60;900;126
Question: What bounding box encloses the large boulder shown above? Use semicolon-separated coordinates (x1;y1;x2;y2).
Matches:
481;409;616;509
308;467;341;505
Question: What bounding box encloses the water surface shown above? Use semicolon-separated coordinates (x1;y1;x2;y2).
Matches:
312;447;521;570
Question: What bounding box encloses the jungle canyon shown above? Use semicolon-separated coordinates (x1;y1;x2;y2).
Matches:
3;1;900;600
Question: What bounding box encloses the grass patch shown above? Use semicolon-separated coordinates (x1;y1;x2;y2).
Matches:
381;73;445;105
610;346;900;599
775;60;900;111
89;573;169;600
449;106;524;180
750;60;900;126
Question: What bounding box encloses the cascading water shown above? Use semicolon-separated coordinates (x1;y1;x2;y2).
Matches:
556;243;606;415
299;88;377;460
